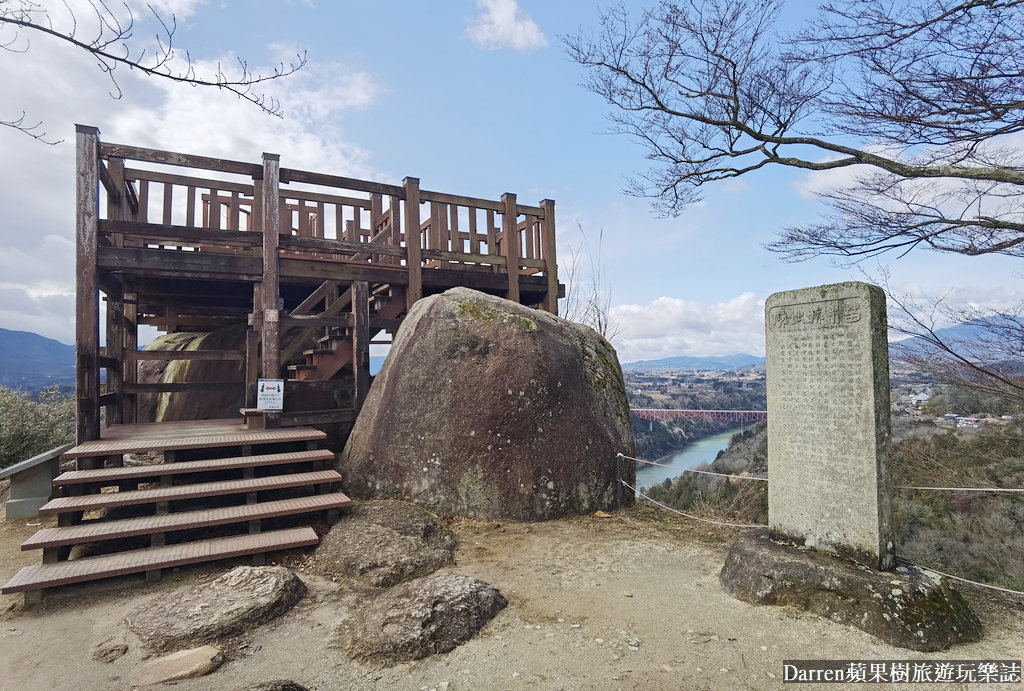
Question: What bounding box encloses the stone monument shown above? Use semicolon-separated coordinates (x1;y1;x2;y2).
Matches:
720;281;981;651
765;281;894;570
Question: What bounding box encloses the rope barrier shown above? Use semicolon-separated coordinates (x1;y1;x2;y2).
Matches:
895;558;1024;597
619;453;1022;594
621;458;1023;594
617;453;767;482
896;485;1023;494
622;479;767;529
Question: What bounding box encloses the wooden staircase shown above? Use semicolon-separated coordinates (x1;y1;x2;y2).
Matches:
286;283;406;383
1;420;350;603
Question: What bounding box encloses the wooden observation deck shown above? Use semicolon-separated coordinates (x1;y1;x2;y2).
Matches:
0;127;560;602
73;124;559;438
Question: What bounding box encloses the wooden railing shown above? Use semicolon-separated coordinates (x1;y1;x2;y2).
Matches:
92;142;556;294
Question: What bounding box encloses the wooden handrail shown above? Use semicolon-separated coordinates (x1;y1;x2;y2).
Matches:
280;167;404;197
100;142;262;178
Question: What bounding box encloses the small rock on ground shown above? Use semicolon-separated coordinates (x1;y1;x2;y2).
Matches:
313;500;456;587
343;573;507;664
131;645;224;686
236;681;310;691
92;643;128;663
125;566;307;653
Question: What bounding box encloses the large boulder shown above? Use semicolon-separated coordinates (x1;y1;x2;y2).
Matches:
340;573;507;664
137;325;341;422
125;566;307;653
312;499;456;587
720;530;982;651
138;326;246;422
338;287;635;520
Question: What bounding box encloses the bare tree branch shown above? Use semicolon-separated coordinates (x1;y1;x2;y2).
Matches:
564;0;1024;249
0;0;307;143
567;0;1024;399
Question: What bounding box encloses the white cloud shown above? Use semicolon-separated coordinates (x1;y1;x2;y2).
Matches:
610;293;766;363
0;8;382;344
147;0;209;20
464;0;548;53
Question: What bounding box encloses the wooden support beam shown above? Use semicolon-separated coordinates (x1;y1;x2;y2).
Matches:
502;192;520;304
75;125;101;444
403;177;422;309
128;351;245;362
352;280;370;408
291;280;338;317
124;382;244;393
389;195;402;266
279;287;353;364
540;199;557;315
245;329;259;408
261;153;282;380
123;287;138;424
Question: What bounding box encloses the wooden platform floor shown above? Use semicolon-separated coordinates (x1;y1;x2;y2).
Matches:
65;419;327;458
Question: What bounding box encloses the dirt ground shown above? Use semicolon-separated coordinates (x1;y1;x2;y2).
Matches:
1;505;1021;691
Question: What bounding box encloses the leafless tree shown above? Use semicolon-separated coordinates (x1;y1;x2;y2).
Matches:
566;0;1024;398
1;0;306;143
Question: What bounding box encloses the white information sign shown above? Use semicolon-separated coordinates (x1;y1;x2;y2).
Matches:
257;378;285;411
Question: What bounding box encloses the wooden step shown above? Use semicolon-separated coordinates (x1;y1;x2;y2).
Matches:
39;470;342;515
53;450;335;486
21;493;351;550
1;527;319;594
64;420;326;459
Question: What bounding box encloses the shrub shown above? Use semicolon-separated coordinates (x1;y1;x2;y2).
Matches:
0;386;75;469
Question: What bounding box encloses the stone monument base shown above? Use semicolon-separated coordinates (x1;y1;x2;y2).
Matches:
719;530;982;652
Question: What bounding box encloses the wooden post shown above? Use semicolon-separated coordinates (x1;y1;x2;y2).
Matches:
540;199;557;315
245;329;260;408
389;195;401;265
75;125;101;444
105;158;127;424
403;177;422;310
352;281;370;408
123;287;138;424
105;296;123;425
501;193;520;304
261;153;281;381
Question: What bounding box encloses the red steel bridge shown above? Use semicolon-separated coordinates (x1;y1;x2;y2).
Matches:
630;409;767;423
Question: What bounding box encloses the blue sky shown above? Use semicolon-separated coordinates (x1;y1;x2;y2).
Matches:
2;0;1021;362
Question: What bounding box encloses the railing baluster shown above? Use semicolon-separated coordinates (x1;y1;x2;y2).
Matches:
186;185;196;227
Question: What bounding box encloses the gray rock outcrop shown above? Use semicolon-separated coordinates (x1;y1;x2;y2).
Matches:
125;566;307;653
138;326;246;422
341;573;507;664
720;530;983;651
131;645;224;686
338;287;635;520
237;682;310;691
313;500;456;587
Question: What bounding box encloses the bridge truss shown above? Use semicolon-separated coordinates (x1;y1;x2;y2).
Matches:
630;409;767;424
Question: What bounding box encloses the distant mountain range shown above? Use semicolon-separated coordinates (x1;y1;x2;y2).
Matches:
622;353;765;371
0;328;75;390
889;320;1000;357
1;318;1013;390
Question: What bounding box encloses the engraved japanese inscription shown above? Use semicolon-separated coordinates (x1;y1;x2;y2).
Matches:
765;282;894;570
